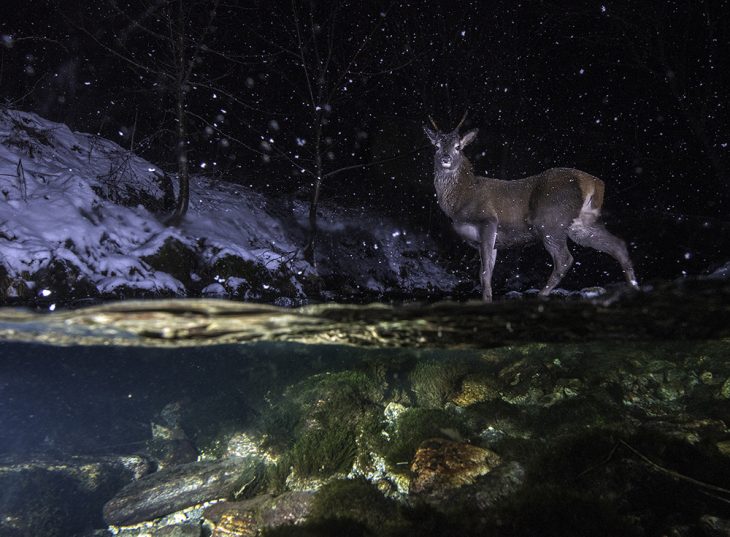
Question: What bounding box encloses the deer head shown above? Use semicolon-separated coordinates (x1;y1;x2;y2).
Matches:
423;113;478;173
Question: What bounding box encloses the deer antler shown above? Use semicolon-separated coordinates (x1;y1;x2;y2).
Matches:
428;116;439;130
455;110;468;130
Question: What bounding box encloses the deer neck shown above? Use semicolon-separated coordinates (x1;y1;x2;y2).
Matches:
434;158;477;218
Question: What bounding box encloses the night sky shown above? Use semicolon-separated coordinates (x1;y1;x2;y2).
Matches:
2;0;728;285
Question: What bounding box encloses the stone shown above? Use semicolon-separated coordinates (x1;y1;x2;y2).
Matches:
720;378;730;399
0;454;152;537
451;374;500;406
410;438;502;494
103;457;261;526
203;491;315;536
226;432;276;464
700;515;730;537
472;461;526;510
152;524;202;537
383;402;408;425
716;440;730;457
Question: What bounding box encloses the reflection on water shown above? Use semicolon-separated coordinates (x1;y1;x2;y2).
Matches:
1;288;730;536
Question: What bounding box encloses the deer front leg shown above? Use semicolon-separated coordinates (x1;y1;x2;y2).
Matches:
478;220;498;302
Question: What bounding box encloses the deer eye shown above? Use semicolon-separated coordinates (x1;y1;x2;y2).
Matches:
454;144;461;151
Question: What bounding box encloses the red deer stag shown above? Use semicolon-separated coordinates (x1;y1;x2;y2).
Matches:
424;114;638;302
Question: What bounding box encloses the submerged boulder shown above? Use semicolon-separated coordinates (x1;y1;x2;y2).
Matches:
409;438;502;495
103;457;261;526
0;454;150;537
202;491;315;536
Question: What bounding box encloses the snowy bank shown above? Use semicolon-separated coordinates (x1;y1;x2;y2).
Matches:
0;109;457;306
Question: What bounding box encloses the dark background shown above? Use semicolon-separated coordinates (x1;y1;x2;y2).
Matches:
2;0;728;292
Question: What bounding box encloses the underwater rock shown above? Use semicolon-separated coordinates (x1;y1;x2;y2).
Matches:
148;524;202;537
700;515;730;537
451;373;500;406
716;441;730;458
409;359;467;408
497;357;554;406
471;460;526;510
409;438;502;494
202;491;315;536
383;402;408;425
107;500;218;537
148;401;198;468
620;361;698;415
0;454;151;537
226;432;277;463
349;451;411;498
720;378;730;399
103;457;261;526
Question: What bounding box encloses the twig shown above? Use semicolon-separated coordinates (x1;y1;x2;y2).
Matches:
619;440;730;499
321;144;430;180
233;475;257;499
576;441;619;479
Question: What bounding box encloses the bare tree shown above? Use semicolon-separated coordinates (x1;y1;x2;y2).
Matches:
250;0;409;267
65;0;221;225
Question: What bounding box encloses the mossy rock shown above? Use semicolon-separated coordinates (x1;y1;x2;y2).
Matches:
262;518;370;537
0;467;122;537
263;478;484;536
308;478;404;531
450;373;501;407
494;484;639;537
289;371;384;421
381;408;469;468
260;371;385;486
505;427;730;536
258;370;381;454
286;425;358;480
259;398;305;454
409;359;469;408
265;425;358;491
721;378;730;399
32;258;97;301
264;479;403;536
141;236;198;289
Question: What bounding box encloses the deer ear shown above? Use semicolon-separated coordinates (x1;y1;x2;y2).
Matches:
423;125;439;145
460;129;478;147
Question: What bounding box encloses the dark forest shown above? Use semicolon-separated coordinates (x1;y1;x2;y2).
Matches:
2;0;729;290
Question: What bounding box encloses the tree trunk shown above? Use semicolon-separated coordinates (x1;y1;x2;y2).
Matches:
303;115;323;267
166;0;190;227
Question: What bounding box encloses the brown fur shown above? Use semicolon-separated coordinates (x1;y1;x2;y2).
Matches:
424;124;638;301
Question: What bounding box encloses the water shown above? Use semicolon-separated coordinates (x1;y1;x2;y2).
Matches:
1;283;730;537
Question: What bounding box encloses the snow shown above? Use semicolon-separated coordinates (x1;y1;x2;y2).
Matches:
0;109;456;303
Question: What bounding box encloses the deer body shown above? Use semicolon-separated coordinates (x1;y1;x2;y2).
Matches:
425;123;638;301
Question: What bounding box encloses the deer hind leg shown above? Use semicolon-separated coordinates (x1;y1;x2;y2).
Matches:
539;233;574;297
568;222;639;288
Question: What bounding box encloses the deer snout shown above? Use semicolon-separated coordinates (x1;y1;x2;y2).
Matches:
441;156;452;168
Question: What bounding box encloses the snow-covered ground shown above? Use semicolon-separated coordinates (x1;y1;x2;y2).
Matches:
0;109;457;306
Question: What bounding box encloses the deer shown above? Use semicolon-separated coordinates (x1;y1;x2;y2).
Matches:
424;113;639;302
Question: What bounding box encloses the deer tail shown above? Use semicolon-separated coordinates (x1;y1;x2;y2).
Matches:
576;174;603;224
